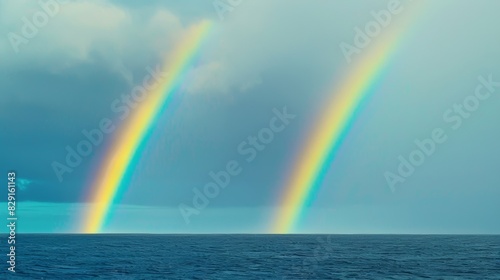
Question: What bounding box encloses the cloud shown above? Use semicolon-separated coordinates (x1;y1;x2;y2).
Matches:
184;61;263;94
0;0;196;131
0;0;184;80
0;0;353;96
185;62;231;94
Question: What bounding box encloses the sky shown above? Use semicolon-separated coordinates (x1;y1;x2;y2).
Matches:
0;0;499;234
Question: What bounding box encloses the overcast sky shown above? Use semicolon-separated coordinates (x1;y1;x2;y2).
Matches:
1;0;499;233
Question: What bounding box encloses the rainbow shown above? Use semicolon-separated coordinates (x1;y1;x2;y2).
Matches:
272;3;425;233
82;20;214;233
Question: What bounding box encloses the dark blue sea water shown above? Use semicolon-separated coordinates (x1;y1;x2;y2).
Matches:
2;234;499;279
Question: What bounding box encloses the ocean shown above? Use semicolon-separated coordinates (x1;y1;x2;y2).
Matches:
2;234;500;279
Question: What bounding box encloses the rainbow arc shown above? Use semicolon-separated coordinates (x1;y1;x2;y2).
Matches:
82;20;213;233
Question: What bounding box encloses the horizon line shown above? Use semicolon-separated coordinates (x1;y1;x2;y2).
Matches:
3;233;500;236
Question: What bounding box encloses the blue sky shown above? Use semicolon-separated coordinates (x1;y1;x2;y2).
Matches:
0;0;499;233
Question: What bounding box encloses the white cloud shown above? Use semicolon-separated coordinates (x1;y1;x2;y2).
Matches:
185;62;231;94
0;0;184;81
0;0;368;95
